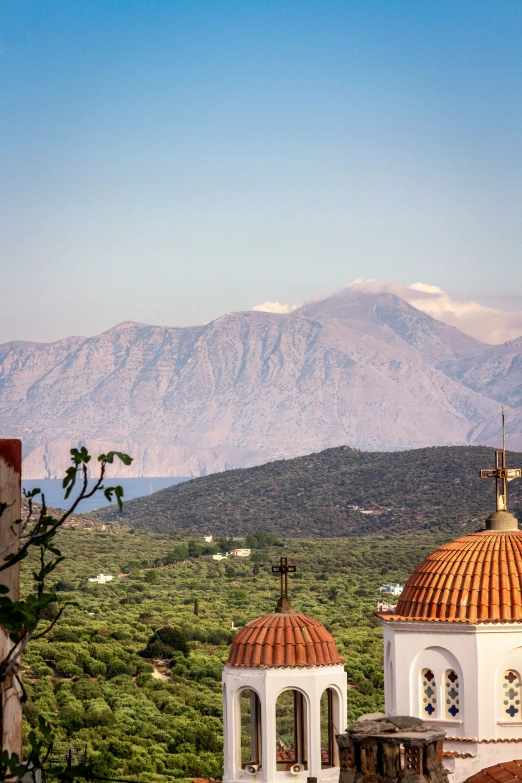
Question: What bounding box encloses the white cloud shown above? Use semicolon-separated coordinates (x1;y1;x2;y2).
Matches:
409;283;444;295
252;301;297;314
346;279;522;344
252;281;522;344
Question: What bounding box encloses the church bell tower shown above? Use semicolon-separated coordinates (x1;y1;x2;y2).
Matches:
222;558;347;783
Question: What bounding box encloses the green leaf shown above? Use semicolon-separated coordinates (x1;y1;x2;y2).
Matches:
37;714;54;742
2;749;27;777
98;450;133;466
70;446;91;465
28;728;38;751
103;484;125;511
0;501;14;520
62;466;78;498
23;488;41;499
114;485;124;510
33;557;64;582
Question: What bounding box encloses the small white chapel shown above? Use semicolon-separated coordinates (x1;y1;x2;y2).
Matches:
222;557;347;783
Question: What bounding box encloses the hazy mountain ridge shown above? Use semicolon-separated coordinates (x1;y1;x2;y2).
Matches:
443;339;522;408
295;290;485;364
1;289;521;477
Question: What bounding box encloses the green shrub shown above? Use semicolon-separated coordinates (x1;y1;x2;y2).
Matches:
54;580;76;592
84;699;114;727
59;701;85;731
72;677;102;701
54;628;79;643
141;626;189;659
85;658;106;676
111;629;132;641
55;659;83;677
31;663;54;677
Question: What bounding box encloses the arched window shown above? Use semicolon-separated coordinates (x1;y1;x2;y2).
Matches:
421;669;437;717
276;690;308;770
222;683;228;745
390;660;395;714
444;670;460;719
502;670;521;721
320;688;339;768
385;642;392;711
240;689;262;768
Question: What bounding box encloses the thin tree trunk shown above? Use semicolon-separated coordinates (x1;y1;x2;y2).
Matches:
0;440;23;759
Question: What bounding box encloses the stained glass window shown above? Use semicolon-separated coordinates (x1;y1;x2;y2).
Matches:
503;670;521;720
444;670;460;718
421;669;437;717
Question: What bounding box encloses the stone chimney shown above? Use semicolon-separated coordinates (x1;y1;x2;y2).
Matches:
336;714;448;783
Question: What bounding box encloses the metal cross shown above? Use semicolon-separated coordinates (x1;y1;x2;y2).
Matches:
272;557;296;602
480;409;521;511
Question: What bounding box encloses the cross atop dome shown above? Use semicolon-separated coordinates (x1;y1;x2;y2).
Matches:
479;409;521;529
271;556;296;613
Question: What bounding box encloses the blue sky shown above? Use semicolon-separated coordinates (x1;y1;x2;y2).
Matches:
1;0;521;342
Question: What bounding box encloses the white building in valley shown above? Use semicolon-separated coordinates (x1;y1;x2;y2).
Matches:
380;583;403;597
88;573;113;584
377;443;522;783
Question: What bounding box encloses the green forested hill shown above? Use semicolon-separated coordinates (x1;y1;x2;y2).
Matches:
95;445;522;537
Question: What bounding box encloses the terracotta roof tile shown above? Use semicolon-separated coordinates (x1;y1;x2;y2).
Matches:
263;625;276;647
446;738;522;744
306;626;322;645
443;752;474;759
465;762;522;783
251;645;262;667
261;642;272;666
273;643;284;665
225;612;344;668
378;530;522;624
503;764;522;776
285;624;295;646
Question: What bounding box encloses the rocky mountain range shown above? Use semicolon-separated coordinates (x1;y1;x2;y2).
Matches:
1;288;521;478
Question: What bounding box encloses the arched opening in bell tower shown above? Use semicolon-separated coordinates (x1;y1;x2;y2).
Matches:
275;689;308;770
320;687;340;768
239;688;262;769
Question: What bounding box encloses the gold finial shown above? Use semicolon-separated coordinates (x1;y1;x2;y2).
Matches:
480;408;521;529
271;557;296;613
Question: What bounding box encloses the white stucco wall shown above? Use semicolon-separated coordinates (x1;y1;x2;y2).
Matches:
381;620;522;783
222;665;347;783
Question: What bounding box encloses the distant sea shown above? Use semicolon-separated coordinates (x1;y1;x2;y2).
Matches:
21;477;191;513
